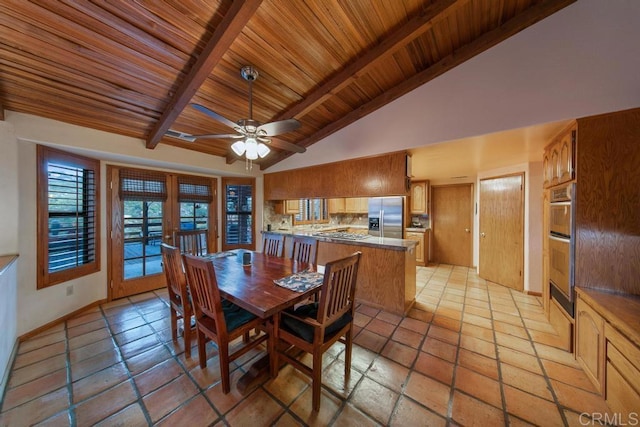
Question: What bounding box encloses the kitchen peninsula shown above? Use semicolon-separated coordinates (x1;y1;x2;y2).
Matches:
268;229;417;315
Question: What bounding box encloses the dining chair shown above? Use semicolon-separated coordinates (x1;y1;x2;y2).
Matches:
160;243;194;358
182;254;270;394
274;251;362;411
289;235;318;264
262;232;284;257
174;229;208;255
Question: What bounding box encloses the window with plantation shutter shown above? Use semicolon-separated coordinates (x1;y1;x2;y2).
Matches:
37;146;100;288
119;169;167;201
178;176;213;203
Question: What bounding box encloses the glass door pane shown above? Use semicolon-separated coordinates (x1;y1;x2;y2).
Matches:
123;200;163;280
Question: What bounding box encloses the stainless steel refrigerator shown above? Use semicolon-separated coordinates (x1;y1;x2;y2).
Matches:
368;196;404;238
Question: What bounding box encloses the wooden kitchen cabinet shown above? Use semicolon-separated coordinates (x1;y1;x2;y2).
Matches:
605;323;640;423
345;197;368;213
328;198;345;213
275;199;300;214
575;296;605;394
574;287;640;425
410;181;428;214
543;122;576;189
405;231;425;266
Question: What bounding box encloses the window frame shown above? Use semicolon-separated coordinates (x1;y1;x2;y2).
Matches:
37;145;101;289
221;177;255;251
293;198;329;225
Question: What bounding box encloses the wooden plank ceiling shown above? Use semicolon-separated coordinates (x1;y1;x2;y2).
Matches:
0;0;575;170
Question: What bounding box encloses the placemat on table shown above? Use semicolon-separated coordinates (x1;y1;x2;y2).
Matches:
274;270;324;292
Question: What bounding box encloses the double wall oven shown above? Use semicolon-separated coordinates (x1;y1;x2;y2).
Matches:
548;182;575;317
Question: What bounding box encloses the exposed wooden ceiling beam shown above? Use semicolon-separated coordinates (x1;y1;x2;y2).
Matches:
145;0;263;149
260;0;577;170
225;0;460;166
272;0;461;122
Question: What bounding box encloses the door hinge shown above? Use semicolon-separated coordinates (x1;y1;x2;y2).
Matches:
110;181;113;189
110;280;113;289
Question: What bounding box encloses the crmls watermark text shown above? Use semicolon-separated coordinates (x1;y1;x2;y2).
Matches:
580;412;639;426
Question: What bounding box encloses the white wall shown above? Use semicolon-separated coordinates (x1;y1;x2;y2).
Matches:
268;0;640;173
7;111;261;336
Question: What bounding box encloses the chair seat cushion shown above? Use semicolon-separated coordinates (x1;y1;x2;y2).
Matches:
222;299;257;332
282;302;352;343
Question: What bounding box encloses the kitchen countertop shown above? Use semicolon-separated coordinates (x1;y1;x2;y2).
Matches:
405;227;430;233
265;228;416;251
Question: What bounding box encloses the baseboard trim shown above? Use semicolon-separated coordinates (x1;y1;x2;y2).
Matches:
525;290;542;297
18;298;108;342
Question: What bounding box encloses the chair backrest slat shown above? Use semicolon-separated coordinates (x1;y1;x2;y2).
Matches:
174;229;208;256
161;243;187;299
317;252;361;326
290;236;318;265
182;254;226;332
262;232;284;257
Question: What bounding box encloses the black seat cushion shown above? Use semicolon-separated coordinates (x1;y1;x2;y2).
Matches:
282;302;352;343
222;299;257;332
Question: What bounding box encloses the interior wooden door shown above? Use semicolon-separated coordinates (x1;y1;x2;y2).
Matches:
479;173;524;290
431;184;473;266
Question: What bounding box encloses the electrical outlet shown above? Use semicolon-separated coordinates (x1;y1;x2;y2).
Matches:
66;285;74;296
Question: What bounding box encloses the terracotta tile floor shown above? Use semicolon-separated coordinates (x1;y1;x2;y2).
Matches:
0;264;612;426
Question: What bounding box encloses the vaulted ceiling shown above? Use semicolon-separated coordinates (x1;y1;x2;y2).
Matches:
0;0;575;170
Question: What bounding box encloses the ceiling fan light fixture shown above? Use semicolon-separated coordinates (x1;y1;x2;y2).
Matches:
245;138;259;160
257;142;270;158
231;140;246;156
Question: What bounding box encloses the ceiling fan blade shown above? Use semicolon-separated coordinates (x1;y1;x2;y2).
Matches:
268;137;306;153
191;104;238;130
258;119;300;136
193;133;244;140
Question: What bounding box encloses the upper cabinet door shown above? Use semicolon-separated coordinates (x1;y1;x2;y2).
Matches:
410;181;428;214
558;127;576;184
543;122;577;189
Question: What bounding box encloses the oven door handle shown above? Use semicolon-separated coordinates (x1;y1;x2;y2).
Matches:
549;234;570;243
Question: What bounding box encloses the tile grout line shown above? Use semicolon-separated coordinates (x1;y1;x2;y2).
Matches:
402;264;457;425
99;298;156;426
146;291;228;424
383;265;441;426
505;287;570;427
64;318;77;426
485;279;514;427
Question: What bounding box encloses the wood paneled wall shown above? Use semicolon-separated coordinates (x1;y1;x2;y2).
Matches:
575;107;640;295
264;151;409;200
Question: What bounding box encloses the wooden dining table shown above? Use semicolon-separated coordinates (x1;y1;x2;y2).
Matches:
206;249;320;391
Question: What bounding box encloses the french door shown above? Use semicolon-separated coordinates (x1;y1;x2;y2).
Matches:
107;166;217;299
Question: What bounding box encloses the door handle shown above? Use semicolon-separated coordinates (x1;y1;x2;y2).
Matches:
465;228;470;233
481;232;486;237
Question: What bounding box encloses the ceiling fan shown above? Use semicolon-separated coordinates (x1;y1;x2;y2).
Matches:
168;65;305;160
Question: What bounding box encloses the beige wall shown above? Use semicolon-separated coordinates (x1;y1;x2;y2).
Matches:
6;111;262;336
0;119;19;396
0;119;19;254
